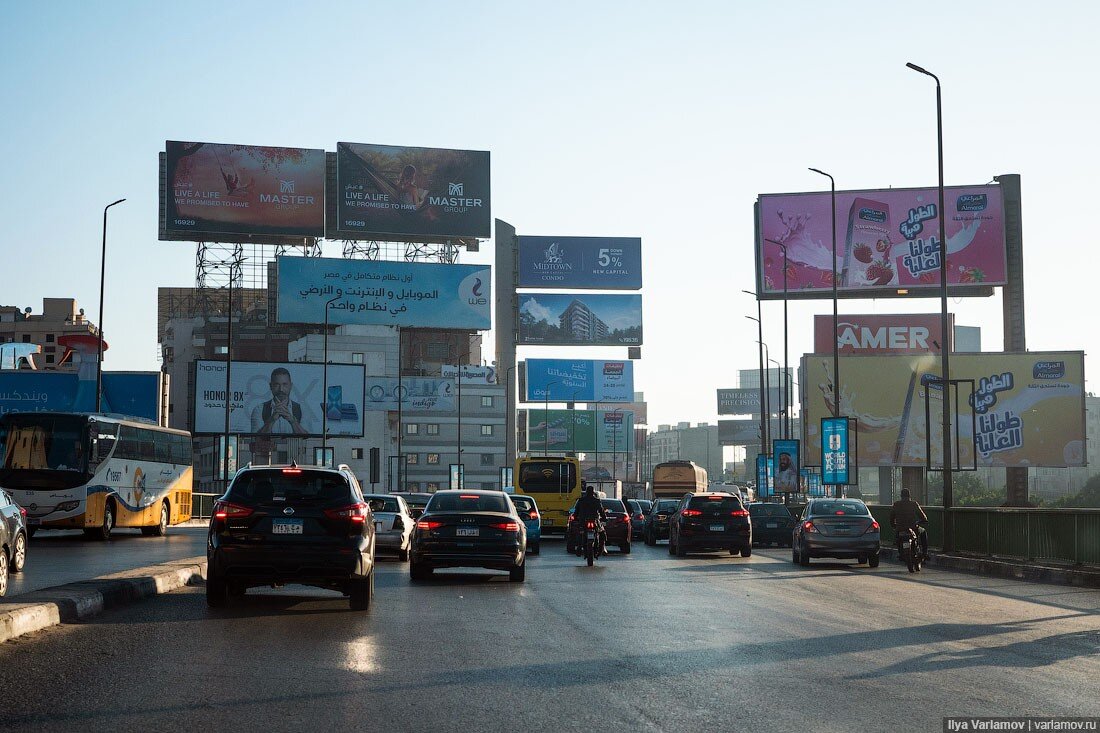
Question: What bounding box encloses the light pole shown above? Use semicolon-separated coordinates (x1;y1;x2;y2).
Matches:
504;364;516;469
744;292;766;460
449;348;471;472
95;198;126;412
759;341;771;453
321;295;341;460
769;357;782;456
223;257;236;489
543;381;558;456
908;61;954;547
571;389;582;454
609;408;624;483
764;239;790;439
809;167;841;497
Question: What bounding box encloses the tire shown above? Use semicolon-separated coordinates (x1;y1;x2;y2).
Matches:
798;543;811;567
410;561;432;581
868;552;880;568
26;527;36;539
585;540;594;566
566;541;575;554
644;531;654;547
529;542;540;556
857;555;867;565
0;550;8;597
349;571;374;611
11;531;27;573
740;546;752;558
730;547;738;555
143;502;170;537
792;546;800;564
675;535;686;557
206;567;229;608
620;542;631;555
509;561;526;582
86;500;115;541
398;545;410;562
667;535;676;555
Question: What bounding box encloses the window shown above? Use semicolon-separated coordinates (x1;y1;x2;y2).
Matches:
352;352;364;364
426;453;440;465
480;425;493;436
405;453;419;465
481;396;493;408
426;424;440;435
480;453;495;466
46;333;55;343
405;423;419;435
426;482;440;492
45;354;55;364
406;482;420;491
21;334;30;343
351;448;364;459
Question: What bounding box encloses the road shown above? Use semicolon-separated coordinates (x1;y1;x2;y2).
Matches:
1;540;1098;732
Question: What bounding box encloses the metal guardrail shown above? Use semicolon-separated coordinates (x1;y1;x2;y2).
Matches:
192;492;221;520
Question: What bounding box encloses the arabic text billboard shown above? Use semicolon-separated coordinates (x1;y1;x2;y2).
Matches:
441;365;498;385
518;236;642;289
0;372;162;423
277;257;491;329
814;314;950;355
525;359;634;402
527;409;635;452
364;377;455;411
518;294;642;346
757;184;1007;298
334;142;490;240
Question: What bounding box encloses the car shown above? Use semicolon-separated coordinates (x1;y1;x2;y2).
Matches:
390;492;433;519
508;494;542;555
625;499;650;540
566;497;632;554
791;498;881;568
409;490;526;582
748;502;797;547
0;488;29;596
643;498;682;545
668;491;752;558
206;464;377;610
364;493;414;561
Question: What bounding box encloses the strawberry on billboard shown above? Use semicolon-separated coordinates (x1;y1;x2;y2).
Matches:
756;184;1006;299
814;314;951;355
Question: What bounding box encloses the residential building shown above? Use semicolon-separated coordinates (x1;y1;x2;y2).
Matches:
0;298;99;370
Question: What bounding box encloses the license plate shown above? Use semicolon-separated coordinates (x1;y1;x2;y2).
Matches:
766;522;778;528
374;521;383;531
710;524;725;532
272;519;303;535
543;519;554;526
457;527;480;537
586;531;595;540
901;540;912;548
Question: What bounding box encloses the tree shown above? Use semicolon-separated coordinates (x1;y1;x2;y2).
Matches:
1045;474;1100;508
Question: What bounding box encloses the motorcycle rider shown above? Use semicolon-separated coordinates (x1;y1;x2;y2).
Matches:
574;482;608;556
889;487;929;560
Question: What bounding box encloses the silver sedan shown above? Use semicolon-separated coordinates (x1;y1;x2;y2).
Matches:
365;494;415;561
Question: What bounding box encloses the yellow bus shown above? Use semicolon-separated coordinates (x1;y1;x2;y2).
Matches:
0;412;193;540
652;460;708;500
514;455;582;536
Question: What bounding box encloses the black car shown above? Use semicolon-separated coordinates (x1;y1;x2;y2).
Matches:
0;487;29;596
792;498;880;567
643;498;682;545
410;490;526;582
206;465;377;610
565;497;632;554
625;499;650;540
668;492;752;557
748;502;797;547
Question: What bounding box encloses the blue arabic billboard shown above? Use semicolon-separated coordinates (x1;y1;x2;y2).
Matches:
525;359;634;402
0;371;161;422
518;236;642;289
276;256;491;329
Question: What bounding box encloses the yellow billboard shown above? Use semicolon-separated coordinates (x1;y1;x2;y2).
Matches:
802;352;1085;468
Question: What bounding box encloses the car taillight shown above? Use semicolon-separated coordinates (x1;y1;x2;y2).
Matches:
213;501;253;520
682;509;702;517
19;506;27;518
490;521;519;532
417;519;445;531
568;514;577;523
281;468;302;475
529;510;539;520
585;520;595;529
730;509;749;517
617;515;629;523
864;520;880;534
634;513;644;520
324;502;369;523
803;520;818;533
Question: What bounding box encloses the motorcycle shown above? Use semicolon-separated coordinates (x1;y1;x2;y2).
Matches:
898;524;927;573
582;519;604;567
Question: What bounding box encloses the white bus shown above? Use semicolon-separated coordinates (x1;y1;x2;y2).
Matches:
0;412;193;539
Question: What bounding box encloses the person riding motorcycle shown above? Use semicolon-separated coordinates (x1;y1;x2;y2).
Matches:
573;482;608;555
889;488;929;560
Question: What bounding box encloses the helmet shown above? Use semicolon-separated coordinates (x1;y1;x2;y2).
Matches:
584;484;596;497
900;488;911;500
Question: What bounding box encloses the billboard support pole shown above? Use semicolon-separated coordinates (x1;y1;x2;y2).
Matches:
396;327;403;490
95;198;126;413
543;381;557;456
764;242;791;440
223;262;234;488
321;295;340;455
494;220;518;473
808;168;840;497
997;173;1029;506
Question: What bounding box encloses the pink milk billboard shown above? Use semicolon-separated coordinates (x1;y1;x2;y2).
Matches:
755;184;1007;299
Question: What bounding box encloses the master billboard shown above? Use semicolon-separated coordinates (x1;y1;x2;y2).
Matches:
527;409;635;452
756;184;1007;299
802;352;1086;468
334;142;490;240
517;236;642;289
277;257;491;329
162;141;325;240
524;359;634;402
194;361;365;437
518;294;642;346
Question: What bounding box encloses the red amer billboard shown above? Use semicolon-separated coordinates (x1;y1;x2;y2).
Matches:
814;314;951;355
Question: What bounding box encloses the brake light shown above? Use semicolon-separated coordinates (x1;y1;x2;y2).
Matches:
803;520;818;533
634;513;644;520
616;514;629;523
460;495;481;500
529;510;539;520
585;520;595;529
568;514;576;523
490;521;519;532
19;506;27;518
324;502;369;523
730;509;749;517
213;501;253;520
417;519;444;531
682;509;702;517
835;511;846;515
281;468;302;475
864;520;880;534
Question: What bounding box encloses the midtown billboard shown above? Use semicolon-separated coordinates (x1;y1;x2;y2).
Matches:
717;387;784;415
0;371;163;423
814;314;951;355
756;184;1007;299
333;142;490;240
527;409;635;452
518;294;642;346
161;141;325;240
524;359;634;402
364;377;455;412
193;361;365;437
802;352;1086;468
517;236;642;289
277;257;491;329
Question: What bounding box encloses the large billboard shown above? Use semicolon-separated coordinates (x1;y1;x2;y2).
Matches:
718;419;760;444
526;409;635;452
814;314;951;355
162;141;325;240
194;361;365;437
756;184;1007;299
517;236;642;289
277;257;491;329
0;372;162;423
334;142;490;240
364;377;455;412
441;365;498;385
518;294;642;346
524;359;634;402
802;352;1086;468
717;387;784;416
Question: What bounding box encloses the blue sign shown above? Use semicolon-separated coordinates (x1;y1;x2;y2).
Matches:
756;454;769;498
772;439;800;493
821;417;851;485
525;359;634;402
277;256;491;329
0;371;161;422
518;236;642;290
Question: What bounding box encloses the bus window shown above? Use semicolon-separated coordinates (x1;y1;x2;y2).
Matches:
518;461;576;492
155;432;172;463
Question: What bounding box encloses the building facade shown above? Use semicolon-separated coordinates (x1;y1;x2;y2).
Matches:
0;298;99;370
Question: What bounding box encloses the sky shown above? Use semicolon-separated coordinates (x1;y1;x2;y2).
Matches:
1;0;1097;431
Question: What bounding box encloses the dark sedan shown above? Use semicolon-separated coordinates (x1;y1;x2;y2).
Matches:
390;492;433;519
643;498;681;545
749;502;797;547
566;498;632;554
410;491;526;582
626;499;650;541
792;498;881;568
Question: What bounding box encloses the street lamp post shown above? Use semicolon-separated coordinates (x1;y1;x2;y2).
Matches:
761;342;771;453
609;408;624;483
223;258;236;489
571;389;582;454
908;61;954;548
809;167;841;497
744;294;766;460
321;295;341;459
763;240;790;439
449;349;470;472
769;357;782;456
95;198;126;413
544;381;557;456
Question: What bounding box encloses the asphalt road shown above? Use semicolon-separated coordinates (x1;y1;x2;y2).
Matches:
1;539;1098;732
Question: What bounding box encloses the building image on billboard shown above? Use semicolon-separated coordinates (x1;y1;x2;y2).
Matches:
333;142;490;240
161;141;325;240
517;236;643;290
518;294;642;346
524;359;634;402
756;184;1007;299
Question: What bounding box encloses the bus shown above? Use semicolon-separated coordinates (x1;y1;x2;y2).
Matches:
514;455;582;536
652;460;707;500
0;412;193;540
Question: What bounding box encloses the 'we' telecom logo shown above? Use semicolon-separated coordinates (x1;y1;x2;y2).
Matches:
468;277;487;306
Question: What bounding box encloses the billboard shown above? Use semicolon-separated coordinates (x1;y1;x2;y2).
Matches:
803;352;1086;468
773;439;801;493
717;387;784;415
601;401;648;427
719;419;760;445
821;417;852;485
526;409;635;452
441;365;498;385
277;257;491;329
518;294;642;346
334;142;490;240
194;361;365;437
364;377;455;412
756;184;1007;298
162;141;325;240
524;359;634;402
597;410;635;452
517;236;642;289
814;314;951;355
0;371;162;423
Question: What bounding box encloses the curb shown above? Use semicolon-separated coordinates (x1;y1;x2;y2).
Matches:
879;547;1100;588
0;555;206;644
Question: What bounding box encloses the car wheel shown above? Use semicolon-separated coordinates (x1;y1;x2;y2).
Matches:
509;561;526;583
675;535;686;557
11;531;27;573
740;546;752;558
206;567;229;608
792;545;800;564
868;552;880;568
798;542;811;567
410;561;432;581
644;531;654;546
620;542;631;555
398;544;410;562
0;549;8;597
26;527;37;539
667;534;675;555
349;571;374;611
529;542;540;556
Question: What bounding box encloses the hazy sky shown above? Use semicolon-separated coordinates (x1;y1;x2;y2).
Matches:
1;1;1096;430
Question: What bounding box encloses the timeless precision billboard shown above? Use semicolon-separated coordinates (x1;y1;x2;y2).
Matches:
517;236;642;289
814;314;952;355
802;352;1086;468
524;359;634;402
518;294;642;346
162;141;325;240
526;409;635;452
194;361;365;437
364;377;455;412
717;387;785;415
334;142;490;240
277;257;491;329
756;184;1007;299
0;371;162;423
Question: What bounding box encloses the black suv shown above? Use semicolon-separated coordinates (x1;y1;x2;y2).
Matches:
206;464;376;610
668;491;752;558
643;498;682;545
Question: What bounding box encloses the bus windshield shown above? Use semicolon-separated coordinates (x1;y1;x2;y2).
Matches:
517;460;577;492
0;413;90;488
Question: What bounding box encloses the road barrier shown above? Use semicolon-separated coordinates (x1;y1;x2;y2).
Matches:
192;492;220;520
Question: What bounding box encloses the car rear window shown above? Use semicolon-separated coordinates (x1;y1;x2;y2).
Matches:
688;495;744;513
510;496;535;511
749;504;792;518
654;500;679;512
427;493;510;513
601;499;626;513
636;500;652;512
229;470;350;504
366;496;401;512
811;500;869;516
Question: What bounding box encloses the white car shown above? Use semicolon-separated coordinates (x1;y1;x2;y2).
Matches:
364;494;414;561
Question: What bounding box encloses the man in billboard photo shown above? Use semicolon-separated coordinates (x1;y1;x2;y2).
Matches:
775;452;798;492
251;367;309;435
